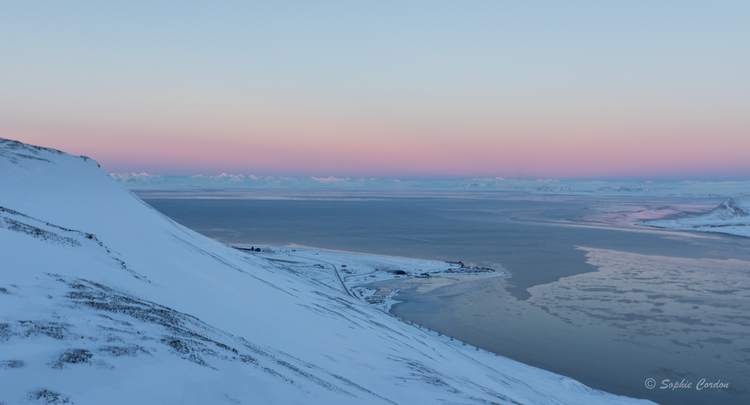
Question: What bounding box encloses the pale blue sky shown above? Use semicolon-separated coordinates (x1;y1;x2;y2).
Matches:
2;1;749;179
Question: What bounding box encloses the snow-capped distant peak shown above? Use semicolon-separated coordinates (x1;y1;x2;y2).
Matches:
712;196;750;219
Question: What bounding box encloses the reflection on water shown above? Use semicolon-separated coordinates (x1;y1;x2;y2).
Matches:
141;191;750;405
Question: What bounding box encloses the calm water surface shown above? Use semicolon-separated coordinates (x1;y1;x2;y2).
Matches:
140;190;750;405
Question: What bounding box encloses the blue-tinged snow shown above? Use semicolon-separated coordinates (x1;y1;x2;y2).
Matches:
1;138;653;404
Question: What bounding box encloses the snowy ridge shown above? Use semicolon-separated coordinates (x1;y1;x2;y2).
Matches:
644;196;750;238
1;138;652;404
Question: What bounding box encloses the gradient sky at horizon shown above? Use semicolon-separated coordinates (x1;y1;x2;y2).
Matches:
2;1;749;180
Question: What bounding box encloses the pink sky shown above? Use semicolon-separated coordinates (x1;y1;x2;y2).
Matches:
6;113;749;180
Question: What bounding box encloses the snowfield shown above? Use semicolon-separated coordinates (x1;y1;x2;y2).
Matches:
644;196;750;238
0;138;653;404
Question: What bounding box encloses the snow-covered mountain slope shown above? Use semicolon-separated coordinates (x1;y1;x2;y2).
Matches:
0;138;652;404
644;196;750;238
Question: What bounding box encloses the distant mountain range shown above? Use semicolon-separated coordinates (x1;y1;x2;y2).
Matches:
110;172;750;197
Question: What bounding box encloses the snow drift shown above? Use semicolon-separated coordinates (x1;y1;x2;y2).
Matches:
0;138;652;404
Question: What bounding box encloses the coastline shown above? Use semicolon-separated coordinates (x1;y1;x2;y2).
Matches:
237;244;504;314
246;243;748;405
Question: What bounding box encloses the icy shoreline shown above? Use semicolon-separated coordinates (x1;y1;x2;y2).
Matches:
235;245;503;313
